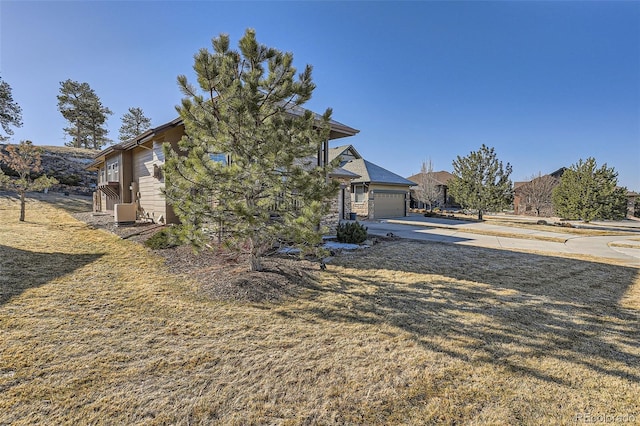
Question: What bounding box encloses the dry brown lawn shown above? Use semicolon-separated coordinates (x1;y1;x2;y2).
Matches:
486;218;635;237
0;191;94;215
423;226;570;243
399;215;635;244
1;196;639;425
609;242;640;250
424;212;634;237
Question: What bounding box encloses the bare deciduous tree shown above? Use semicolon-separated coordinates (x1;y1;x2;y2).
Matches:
416;158;440;211
518;172;557;216
0;141;58;221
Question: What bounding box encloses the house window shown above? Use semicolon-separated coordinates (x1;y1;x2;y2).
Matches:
354;185;366;203
107;162;119;182
209;153;227;165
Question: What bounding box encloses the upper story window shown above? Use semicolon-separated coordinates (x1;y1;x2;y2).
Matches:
107;162;119;182
209;153;227;165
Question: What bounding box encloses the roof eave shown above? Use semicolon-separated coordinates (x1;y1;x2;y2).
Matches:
88;117;184;169
328;124;360;140
368;181;414;186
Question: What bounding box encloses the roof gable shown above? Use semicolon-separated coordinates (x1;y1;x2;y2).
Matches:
406;170;454;186
328;144;363;163
549;167;566;178
341;159;414;186
515;168;567;189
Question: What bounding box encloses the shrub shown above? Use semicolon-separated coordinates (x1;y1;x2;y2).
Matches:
336;221;368;244
555;221;574;228
56;174;82;186
144;228;180;249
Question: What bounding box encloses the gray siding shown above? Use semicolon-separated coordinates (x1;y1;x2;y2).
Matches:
132;142;167;222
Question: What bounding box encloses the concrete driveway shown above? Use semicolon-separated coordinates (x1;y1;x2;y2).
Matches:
362;215;640;267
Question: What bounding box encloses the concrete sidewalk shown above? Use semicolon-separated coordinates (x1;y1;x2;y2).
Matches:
362;216;640;267
387;216;576;241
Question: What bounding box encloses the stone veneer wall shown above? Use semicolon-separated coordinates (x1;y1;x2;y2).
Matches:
351;203;368;218
321;184;353;234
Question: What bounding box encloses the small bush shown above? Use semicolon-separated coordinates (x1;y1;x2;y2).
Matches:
337;221;368;244
56;174;82;186
145;228;180;249
536;220;548;225
555;221;574;228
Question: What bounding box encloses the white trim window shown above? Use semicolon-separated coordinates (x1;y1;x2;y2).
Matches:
107;162;119;182
354;185;366;203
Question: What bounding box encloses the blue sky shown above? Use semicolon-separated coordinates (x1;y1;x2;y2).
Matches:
1;1;638;190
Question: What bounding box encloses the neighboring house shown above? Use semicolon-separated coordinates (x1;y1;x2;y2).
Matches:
513;168;565;216
406;170;455;209
88;114;359;228
329;145;414;219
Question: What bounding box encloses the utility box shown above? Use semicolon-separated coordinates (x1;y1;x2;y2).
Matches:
114;203;136;226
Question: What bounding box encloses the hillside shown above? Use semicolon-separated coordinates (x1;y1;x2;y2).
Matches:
0;144;98;195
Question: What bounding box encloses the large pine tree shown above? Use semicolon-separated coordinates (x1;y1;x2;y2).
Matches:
163;29;338;271
119;107;151;142
0;76;23;142
449;144;513;220
57;80;113;149
552;158;627;221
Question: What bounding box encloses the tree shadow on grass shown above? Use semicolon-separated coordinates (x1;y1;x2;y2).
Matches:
34;192;93;214
280;241;640;385
0;244;103;305
0;191;93;215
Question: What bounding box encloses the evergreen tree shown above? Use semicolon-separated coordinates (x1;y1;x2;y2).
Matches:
552;157;627;221
119;107;151;142
449;144;513;220
0;141;58;221
57;79;113;149
0;76;23;142
163;29;338;272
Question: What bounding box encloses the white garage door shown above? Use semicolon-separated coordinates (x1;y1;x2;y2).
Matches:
373;192;405;219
